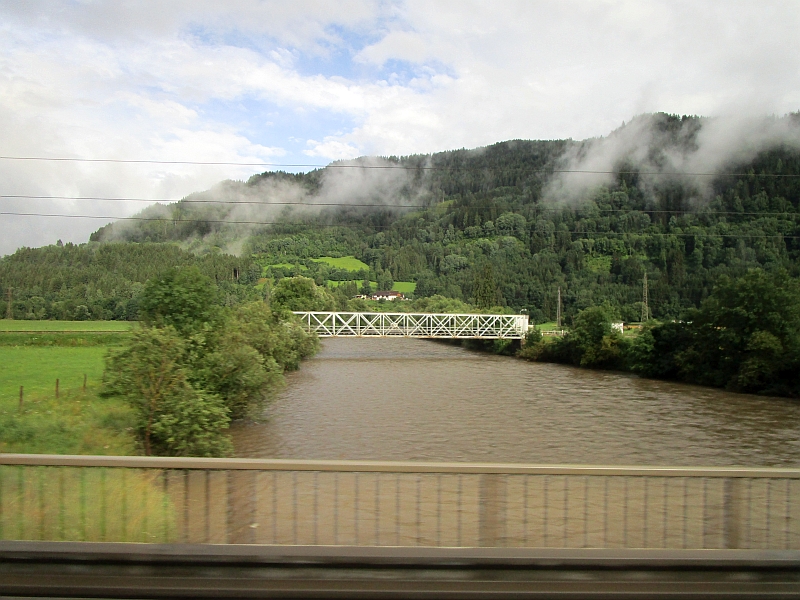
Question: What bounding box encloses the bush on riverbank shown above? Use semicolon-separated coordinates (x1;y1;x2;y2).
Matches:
520;305;630;370
102;269;319;457
521;270;800;397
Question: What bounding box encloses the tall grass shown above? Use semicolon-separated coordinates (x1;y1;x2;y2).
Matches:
0;466;176;542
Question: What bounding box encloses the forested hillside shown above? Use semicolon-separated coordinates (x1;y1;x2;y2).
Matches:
0;244;254;320
3;112;800;324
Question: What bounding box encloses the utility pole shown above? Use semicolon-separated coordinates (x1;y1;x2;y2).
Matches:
5;287;12;320
641;272;650;322
556;286;562;328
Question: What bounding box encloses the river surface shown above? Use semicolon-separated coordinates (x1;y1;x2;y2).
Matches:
231;338;800;467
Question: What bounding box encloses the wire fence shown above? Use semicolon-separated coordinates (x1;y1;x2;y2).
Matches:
1;455;798;549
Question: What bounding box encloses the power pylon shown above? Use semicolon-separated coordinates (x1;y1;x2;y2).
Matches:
641;273;650;322
556;286;562;328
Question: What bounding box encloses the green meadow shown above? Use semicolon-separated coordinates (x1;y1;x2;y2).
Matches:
325;280;416;294
311;256;369;271
0;325;136;455
391;281;416;294
0;320;133;331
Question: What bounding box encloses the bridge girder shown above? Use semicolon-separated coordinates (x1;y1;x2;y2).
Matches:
293;311;530;339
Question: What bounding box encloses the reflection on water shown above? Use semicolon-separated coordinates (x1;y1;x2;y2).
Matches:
232;338;800;466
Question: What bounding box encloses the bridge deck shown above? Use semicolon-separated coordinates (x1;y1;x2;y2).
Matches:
293;311;530;339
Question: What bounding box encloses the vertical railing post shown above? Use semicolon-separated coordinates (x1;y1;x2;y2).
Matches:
479;473;505;547
723;477;743;549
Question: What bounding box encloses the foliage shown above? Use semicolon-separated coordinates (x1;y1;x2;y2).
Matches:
104;326;232;457
102;276;319;456
527;270;800;397
0;242;254;321
138;267;221;334
521;305;628;369
667;270;800;394
271;276;336;311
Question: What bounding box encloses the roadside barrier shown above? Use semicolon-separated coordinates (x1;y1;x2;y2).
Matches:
1;454;798;549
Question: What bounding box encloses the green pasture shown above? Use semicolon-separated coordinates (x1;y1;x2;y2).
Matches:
0;347;109;400
391;281;416;294
326;280;416;294
535;321;562;331
327;279;376;289
311;256;369;271
0;320;133;332
0;344;135;455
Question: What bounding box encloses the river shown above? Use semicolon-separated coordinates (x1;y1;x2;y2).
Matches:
231;338;800;467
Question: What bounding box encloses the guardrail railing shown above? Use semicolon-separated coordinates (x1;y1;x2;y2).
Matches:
1;455;798;549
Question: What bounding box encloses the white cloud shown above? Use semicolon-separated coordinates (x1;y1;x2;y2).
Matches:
2;0;800;253
304;138;362;160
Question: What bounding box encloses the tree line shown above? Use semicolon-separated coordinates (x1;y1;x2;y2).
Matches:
521;270;800;397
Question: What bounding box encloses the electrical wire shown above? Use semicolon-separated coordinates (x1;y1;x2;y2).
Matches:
1;154;799;177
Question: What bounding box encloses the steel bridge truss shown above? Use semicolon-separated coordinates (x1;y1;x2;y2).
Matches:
293;311;529;339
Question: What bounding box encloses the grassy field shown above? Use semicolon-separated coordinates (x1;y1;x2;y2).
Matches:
0;338;136;455
0;320;133;331
327;279;376;289
311;256;369;271
0;346;109;399
391;281;417;294
326;280;417;294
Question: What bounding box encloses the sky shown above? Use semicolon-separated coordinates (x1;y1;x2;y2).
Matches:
1;0;799;256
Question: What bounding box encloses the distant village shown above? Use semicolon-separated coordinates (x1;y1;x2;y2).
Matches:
353;291;408;301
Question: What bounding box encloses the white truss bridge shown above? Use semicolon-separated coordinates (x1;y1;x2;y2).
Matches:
293;312;530;339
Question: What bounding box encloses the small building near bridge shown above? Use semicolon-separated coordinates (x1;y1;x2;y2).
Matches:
371;291;406;301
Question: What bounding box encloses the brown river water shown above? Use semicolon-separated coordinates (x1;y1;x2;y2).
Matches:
231;338;800;467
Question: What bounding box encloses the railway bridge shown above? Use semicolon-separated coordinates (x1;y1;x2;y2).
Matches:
293;311;530;339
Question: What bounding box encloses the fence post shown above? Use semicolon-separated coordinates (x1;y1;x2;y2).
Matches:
479;474;505;547
55;379;59;399
83;374;87;392
19;386;23;411
723;478;742;549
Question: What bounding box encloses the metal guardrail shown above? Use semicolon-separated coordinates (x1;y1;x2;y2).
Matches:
1;454;798;550
293;311;530;339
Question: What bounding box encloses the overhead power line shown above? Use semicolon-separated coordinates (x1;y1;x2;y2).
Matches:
0;155;799;177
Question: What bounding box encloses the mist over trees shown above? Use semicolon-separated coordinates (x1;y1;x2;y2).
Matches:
3;112;800;328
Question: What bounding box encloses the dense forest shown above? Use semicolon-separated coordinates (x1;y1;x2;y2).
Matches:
3;112;800;326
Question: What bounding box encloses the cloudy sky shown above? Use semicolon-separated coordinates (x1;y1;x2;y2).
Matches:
1;0;799;255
